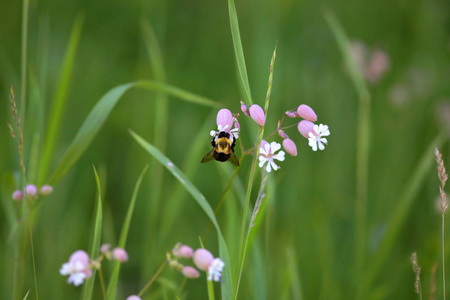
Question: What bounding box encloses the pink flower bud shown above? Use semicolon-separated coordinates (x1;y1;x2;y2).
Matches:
234;119;240;131
216;109;234;132
112;248;128;262
285;111;299;118
182;266;200;279
173;244;193;258
240;101;250;117
298;120;315;138
297;104;317;122
26;184;37;197
278;130;289;139
39;185;53;196
126;296;142;300
282;138;297;156
250;104;265;126
193;248;214;271
12;190;24;201
100;244;111;253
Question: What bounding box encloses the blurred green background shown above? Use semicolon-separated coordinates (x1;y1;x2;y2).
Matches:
1;0;450;299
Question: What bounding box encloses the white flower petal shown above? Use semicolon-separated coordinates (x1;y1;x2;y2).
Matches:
266;162;272;172
318;142;325;150
264;143;271;154
259;159;267;168
270;160;279;171
259;146;267;156
270;142;281;153
273;152;285;162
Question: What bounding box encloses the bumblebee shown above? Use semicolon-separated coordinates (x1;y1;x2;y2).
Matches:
201;131;240;166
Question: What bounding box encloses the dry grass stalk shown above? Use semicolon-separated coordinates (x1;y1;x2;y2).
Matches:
435;147;448;300
410;252;422;299
8;86;26;176
430;262;438;300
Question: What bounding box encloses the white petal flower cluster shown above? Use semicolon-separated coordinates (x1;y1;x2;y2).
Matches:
259;141;285;172
308;124;330;151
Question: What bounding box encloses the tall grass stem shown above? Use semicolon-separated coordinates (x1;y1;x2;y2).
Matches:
20;0;29;125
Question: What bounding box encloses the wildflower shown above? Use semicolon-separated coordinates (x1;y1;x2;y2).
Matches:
278;130;289;139
126;296;142;300
249;104;265;126
308;124;330;151
26;184;37;197
297;104;317;122
285;111;299;118
112;247;128;262
39;185;53;196
60;250;92;286
259;140;285;172
182;266;200;279
100;244;111;254
240;101;250;117
297;120;315;138
211;108;239;140
173;243;193;258
282;138;297;156
12;190;24;201
215;108;234;133
207;258;225;282
193;248;214;271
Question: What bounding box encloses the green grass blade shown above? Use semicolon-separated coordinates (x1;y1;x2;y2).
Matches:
47;80;219;185
22;290;30;300
228;0;252;104
20;0;29;123
83;166;103;300
360;130;446;297
323;9;371;288
141;19;169;255
106;165;149;300
130;130;233;299
38;14;84;185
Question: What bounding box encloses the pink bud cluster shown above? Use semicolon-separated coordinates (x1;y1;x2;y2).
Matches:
241;101;266;126
281;104;325;155
349;40;390;84
168;243;225;282
12;184;53;201
60;244;129;286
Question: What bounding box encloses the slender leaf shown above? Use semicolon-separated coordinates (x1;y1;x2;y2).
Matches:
38;14;84;185
228;0;252;104
130;130;233;299
47;80;219;185
360;131;446;296
106;165;149;300
324;8;371;286
22;290;30;300
83;166;103;300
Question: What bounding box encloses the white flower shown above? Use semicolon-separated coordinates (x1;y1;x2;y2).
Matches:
308;124;330;151
59;250;92;286
258;141;285;172
60;261;88;286
207;258;225;282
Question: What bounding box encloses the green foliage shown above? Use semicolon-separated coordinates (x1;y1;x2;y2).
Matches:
1;0;449;299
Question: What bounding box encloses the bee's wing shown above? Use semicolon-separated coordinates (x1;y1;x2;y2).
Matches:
228;151;240;167
201;149;215;164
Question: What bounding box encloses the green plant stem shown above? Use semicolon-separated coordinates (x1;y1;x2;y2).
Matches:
443;211;446;300
98;268;106;298
29;226;38;300
207;277;215;300
203;153;247;241
138;261;167;297
20;0;29;125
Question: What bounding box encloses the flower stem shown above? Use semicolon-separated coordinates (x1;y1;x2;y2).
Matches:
443;211;446;300
138;260;167;297
98;267;106;298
